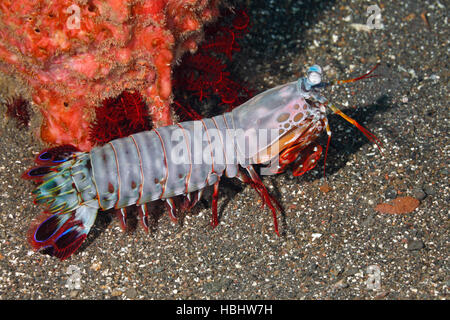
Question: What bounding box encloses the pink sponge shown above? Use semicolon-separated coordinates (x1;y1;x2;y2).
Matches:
0;0;220;150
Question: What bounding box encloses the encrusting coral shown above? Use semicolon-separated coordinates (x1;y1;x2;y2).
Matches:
0;0;221;150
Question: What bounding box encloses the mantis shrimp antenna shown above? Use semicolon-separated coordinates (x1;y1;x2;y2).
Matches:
330;63;380;86
326;63;383;152
322;64;383;179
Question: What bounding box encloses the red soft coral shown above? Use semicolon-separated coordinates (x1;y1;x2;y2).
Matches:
173;8;253;120
89;90;152;146
5;96;31;128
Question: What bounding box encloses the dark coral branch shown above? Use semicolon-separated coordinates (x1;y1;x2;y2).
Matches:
173;7;253;121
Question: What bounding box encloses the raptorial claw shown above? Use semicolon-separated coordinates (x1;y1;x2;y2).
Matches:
292;144;322;177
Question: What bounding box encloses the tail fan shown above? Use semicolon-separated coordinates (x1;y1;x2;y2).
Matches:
28;203;99;260
34;145;79;165
22;145;79;183
25;149;98;260
21;166;54;183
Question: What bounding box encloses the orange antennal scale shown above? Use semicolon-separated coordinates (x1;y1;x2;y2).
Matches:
328;103;383;154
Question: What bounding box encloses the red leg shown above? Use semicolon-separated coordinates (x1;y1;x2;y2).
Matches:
237;166;281;236
211;178;220;228
165;198;178;223
181;189;204;212
116;207;127;231
138;204;150;233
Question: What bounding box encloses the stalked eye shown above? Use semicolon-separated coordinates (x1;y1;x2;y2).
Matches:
308;71;322;85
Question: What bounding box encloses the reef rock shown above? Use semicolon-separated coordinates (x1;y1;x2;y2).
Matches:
0;0;220;150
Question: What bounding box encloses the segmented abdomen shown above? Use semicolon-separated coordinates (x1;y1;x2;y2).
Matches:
89;113;239;211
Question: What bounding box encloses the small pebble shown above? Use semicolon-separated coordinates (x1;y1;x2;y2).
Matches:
90;262;102;271
345;268;360;276
311;233;322;240
413;189;427;201
125;288;137;299
429;74;439;80
422;185;436;196
385;187;397;199
154;267;165;273
374;291;390;299
333;279;349;290
361;214;375;227
407;240;425;251
111;290;123;297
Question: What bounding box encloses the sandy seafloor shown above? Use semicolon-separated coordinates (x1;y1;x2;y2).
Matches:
0;0;448;300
